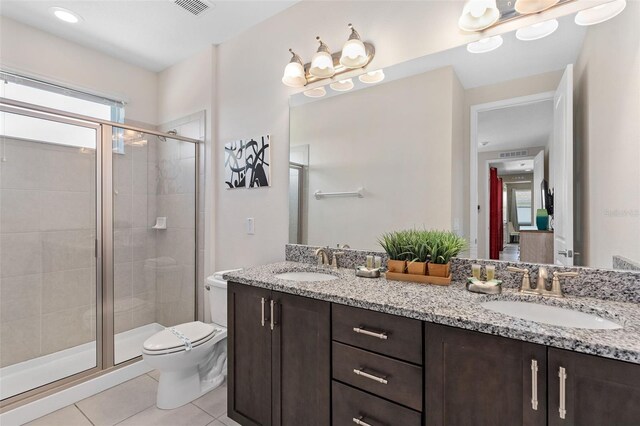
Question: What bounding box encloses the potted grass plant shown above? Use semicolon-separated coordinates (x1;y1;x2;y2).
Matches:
378;230;412;273
406;230;430;275
427;231;467;277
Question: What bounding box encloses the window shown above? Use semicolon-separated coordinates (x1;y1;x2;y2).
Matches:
515;189;532;225
0;71;125;149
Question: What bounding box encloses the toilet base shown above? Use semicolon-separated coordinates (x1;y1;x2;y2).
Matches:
156;367;201;410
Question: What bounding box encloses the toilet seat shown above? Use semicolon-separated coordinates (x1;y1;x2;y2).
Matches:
143;321;224;356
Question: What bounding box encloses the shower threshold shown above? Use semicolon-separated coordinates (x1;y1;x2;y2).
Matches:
0;323;164;401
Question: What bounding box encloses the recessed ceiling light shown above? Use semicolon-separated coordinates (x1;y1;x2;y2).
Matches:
467;35;503;53
303;87;326;98
575;0;626;26
516;19;559;41
50;7;82;24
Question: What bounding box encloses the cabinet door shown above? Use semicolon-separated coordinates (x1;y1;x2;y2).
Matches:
228;282;273;426
272;291;330;426
425;324;546;426
548;348;640;426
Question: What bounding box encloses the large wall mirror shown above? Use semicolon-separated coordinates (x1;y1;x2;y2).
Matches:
288;5;639;271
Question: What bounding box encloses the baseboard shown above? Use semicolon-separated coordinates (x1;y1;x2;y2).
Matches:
0;360;153;426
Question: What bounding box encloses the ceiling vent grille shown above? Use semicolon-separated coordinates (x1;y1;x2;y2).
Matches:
499;149;529;159
174;0;211;16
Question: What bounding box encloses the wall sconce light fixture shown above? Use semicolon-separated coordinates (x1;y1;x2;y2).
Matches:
282;23;375;88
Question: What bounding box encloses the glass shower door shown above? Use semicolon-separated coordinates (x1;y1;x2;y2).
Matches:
111;128;196;364
0;108;100;401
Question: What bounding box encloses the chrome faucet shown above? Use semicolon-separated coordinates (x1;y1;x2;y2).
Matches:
507;266;578;298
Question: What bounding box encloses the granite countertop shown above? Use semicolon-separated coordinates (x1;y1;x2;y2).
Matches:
225;261;640;364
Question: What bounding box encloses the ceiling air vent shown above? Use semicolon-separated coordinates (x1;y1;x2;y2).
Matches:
499;150;529;159
174;0;212;16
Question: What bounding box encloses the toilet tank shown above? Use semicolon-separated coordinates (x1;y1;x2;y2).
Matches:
206;270;240;327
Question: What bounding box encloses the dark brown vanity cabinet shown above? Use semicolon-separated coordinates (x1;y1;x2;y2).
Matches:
227;282;330;426
547;348;640;426
425;324;547;426
228;283;640;426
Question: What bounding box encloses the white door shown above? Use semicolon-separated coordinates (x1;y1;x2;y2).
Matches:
533;150;545;214
552;65;574;266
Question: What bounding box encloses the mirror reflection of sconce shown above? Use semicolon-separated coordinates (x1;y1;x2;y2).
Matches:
458;0;627;54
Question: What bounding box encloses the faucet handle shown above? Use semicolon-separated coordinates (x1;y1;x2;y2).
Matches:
507;266;533;293
550;271;579;297
332;251;345;269
507;266;529;274
553;271;579;278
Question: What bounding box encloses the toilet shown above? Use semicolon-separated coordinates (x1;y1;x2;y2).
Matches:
142;270;238;409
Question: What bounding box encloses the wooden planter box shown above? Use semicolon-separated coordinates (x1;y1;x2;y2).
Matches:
385;271;452;286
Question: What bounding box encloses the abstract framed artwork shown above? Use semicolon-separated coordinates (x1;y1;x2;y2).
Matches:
224;135;271;189
224;140;246;189
245;135;270;188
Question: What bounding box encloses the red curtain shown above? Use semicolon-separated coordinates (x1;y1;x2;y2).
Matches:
489;168;504;260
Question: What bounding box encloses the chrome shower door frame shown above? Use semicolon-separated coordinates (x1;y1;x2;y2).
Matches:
0;98;202;411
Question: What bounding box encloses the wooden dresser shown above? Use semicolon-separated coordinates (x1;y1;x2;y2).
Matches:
520;230;554;263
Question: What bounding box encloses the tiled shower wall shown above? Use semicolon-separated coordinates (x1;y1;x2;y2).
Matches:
154;139;197;326
113;132;197;334
0;138;97;367
113;136;157;334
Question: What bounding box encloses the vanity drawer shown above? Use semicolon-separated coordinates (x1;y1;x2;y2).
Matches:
332;303;423;364
332;381;422;426
332;341;423;411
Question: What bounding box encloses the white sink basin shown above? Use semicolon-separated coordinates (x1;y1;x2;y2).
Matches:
274;271;338;282
481;300;622;330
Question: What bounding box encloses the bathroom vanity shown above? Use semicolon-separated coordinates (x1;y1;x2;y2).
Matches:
225;262;640;426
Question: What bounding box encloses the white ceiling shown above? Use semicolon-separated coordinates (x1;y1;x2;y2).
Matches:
490;158;535;175
478;99;554;153
0;0;299;72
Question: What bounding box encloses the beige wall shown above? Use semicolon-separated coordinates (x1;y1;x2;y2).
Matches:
0;17;158;125
574;1;640;268
215;0;482;270
291;67;459;250
0;139;96;367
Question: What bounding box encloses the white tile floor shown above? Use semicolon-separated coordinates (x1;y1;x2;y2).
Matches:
25;372;239;426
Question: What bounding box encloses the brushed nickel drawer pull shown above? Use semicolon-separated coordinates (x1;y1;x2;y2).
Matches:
559;366;567;419
531;359;539;411
353;368;388;384
353;416;373;426
261;298;265;327
353;327;388;340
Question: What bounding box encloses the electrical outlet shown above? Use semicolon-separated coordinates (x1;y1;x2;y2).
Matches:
246;217;255;235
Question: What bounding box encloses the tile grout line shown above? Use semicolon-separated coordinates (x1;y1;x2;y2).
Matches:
74;403;96;426
111;400;157;426
189;402;217;422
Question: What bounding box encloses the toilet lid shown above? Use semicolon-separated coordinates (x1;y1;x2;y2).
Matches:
143;321;216;352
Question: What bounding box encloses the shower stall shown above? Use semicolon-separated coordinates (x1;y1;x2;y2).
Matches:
0;97;201;407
